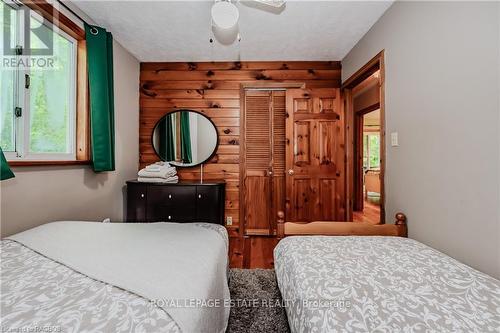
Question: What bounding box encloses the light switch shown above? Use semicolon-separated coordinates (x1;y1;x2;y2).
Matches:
391;132;399;147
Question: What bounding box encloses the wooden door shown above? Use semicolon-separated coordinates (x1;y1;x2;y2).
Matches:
285;88;345;222
271;91;286;233
242;90;286;235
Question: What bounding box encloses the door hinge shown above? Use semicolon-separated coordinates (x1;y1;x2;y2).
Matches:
25;74;30;89
15;45;23;56
15;107;22;117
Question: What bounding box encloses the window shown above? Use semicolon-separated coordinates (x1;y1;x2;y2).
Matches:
363;133;380;170
1;1;77;161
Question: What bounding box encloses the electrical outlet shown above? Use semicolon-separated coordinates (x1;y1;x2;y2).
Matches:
226;216;233;226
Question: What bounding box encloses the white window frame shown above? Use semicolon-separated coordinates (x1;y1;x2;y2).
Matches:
3;1;77;161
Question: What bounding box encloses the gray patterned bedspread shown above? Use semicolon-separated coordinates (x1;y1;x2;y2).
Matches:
274;236;500;333
0;223;228;333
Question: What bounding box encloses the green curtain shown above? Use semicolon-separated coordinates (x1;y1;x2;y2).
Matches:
159;115;175;161
0;148;15;181
180;111;192;163
85;23;115;172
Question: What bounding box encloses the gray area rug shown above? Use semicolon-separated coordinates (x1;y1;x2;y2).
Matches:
227;269;290;333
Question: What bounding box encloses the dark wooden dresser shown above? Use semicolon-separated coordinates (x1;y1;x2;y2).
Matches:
126;180;226;225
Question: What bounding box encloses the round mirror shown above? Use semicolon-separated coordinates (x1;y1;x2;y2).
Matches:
152;110;218;167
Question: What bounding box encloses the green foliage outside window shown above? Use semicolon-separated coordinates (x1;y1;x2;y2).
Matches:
368;135;380;169
0;1;74;155
363;133;380;170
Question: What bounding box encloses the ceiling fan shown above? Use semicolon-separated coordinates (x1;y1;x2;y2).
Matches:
211;0;285;44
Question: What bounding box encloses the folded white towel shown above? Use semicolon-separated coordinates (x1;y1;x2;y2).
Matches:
138;166;176;179
145;165;161;171
137;176;179;184
145;162;170;171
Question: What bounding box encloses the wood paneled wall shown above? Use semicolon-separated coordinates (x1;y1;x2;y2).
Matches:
139;61;341;267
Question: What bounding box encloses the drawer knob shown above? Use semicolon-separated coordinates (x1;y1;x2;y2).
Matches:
168;215;171;220
140;194;145;198
198;194;202;199
168;194;172;199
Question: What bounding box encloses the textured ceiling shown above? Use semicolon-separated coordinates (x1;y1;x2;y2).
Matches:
72;1;393;62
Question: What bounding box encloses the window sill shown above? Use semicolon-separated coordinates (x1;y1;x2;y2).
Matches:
8;160;91;167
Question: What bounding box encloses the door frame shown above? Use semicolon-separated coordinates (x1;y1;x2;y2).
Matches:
353;103;380;212
343;51;386;223
239;82;305;238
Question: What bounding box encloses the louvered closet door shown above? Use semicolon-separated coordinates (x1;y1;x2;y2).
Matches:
270;91;286;233
243;90;286;235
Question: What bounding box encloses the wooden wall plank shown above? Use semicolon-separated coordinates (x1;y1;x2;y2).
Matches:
140;89;241;100
141;79;339;90
140;99;240;108
141;69;341;81
139;61;341;267
141;61;341;71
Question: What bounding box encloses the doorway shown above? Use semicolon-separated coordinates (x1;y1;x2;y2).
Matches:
354;107;381;223
343;51;386;223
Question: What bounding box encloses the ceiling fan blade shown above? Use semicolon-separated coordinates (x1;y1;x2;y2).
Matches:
250;0;286;8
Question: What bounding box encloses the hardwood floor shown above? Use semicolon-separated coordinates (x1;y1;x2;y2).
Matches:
231;197;381;269
353;197;381;224
229;236;278;269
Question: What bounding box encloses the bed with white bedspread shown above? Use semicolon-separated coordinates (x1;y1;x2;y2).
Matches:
1;221;230;333
274;236;500;332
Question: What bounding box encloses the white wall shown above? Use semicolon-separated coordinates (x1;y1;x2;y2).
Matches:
197;116;218;162
189;111;198;162
0;18;140;236
342;1;500;278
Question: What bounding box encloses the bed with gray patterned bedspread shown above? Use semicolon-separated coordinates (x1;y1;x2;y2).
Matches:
1;223;228;333
274;236;500;333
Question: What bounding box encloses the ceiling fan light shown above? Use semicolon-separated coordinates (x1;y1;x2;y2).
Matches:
211;1;239;29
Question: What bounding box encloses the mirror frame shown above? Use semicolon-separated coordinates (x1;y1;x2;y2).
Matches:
151;109;219;168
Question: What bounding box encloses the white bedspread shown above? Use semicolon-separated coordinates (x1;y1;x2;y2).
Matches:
7;222;230;333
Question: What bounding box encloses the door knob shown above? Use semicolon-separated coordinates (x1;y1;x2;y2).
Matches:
288;169;294;176
268;170;273;176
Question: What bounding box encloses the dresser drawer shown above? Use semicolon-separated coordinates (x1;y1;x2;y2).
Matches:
146;185;196;222
126;184;147;222
196;186;222;223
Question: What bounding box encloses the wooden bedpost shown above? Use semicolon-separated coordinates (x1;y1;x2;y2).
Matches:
277;211;285;239
395;212;408;237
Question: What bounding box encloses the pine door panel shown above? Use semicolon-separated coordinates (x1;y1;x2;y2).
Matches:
285;88;345;222
318;121;336;165
289;178;311;221
244;175;271;231
318;179;336;220
293;122;311;165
